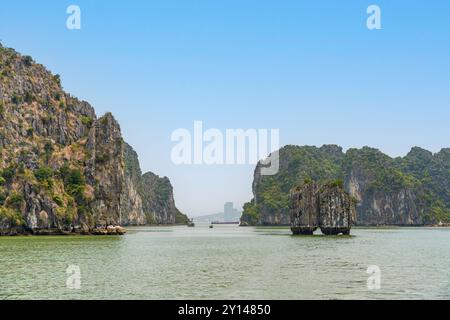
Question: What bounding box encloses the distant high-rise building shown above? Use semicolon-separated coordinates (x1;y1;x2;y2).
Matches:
224;202;235;222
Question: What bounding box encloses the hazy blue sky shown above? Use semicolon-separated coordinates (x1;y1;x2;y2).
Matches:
1;1;449;216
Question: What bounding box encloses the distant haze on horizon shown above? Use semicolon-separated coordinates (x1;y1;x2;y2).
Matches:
1;0;449;217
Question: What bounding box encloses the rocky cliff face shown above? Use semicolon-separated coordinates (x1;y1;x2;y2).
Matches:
242;145;449;226
0;44;187;235
342;147;429;225
122;143;188;225
141;172;179;224
344;166;423;225
121;142;145;225
89;113;125;226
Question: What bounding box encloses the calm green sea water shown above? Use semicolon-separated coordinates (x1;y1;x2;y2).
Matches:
0;224;449;300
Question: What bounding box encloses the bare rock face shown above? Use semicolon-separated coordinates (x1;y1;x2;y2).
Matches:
290;180;356;235
87;112;124;226
289;181;319;235
120;142;145;225
318;182;356;235
344;166;424;226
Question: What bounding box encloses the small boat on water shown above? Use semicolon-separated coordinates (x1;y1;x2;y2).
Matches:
187;219;195;227
209;225;214;229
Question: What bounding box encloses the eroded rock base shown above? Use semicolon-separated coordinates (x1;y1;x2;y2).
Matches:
291;227;317;235
0;226;127;236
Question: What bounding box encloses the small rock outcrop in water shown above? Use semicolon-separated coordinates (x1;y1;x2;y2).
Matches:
289;181;319;235
318;181;356;235
290;180;356;235
0;44;188;235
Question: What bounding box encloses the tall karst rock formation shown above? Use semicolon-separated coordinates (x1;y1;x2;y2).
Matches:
0;44;187;235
